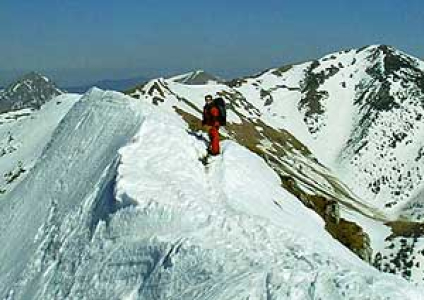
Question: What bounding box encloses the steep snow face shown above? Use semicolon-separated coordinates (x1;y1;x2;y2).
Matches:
0;72;63;114
0;93;80;196
332;46;424;217
0;88;143;299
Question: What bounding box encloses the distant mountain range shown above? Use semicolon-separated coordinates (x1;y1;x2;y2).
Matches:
64;76;149;93
168;70;224;85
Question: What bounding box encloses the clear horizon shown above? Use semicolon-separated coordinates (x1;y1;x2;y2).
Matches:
1;0;423;87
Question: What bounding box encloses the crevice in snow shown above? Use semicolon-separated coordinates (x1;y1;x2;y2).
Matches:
88;158;119;235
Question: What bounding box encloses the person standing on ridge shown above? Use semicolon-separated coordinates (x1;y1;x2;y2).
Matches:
202;94;221;156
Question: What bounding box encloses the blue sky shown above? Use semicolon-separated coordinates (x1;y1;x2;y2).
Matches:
0;0;423;86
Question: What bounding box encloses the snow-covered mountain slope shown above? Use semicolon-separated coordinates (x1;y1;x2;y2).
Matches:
135;45;424;219
128;67;385;260
126;45;424;283
230;45;424;220
1;88;423;299
128;75;368;217
0;72;63;114
0;94;80;196
224;45;424;281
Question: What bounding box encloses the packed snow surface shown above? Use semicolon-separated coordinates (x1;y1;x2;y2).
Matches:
0;89;422;299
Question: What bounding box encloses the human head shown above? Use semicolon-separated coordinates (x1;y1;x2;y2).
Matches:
205;94;213;103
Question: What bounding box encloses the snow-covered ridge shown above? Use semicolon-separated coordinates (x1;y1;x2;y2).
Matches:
125;44;424;282
135;45;424;219
111;105;423;299
0;88;422;298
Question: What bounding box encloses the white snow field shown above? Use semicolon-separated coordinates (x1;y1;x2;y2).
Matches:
0;89;423;299
0;94;80;195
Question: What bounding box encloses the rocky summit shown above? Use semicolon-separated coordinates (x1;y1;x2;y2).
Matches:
0;72;62;113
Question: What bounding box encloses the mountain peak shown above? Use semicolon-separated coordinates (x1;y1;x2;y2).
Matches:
0;72;62;113
361;44;423;70
169;69;224;85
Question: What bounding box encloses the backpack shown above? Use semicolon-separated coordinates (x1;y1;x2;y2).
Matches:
214;97;227;126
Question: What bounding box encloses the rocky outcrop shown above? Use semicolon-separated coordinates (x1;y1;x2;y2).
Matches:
281;175;373;262
0;72;62;113
373;221;424;280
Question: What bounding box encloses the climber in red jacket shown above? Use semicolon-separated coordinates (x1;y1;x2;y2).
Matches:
202;94;221;155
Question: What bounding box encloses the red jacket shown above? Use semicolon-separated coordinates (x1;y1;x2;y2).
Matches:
202;104;220;127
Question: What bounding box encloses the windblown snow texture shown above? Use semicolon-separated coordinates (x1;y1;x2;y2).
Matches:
0;88;143;299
